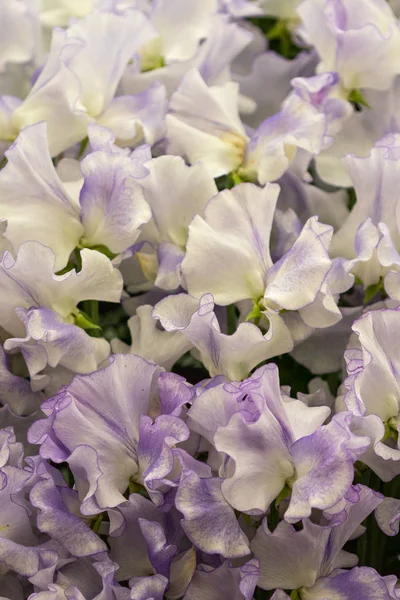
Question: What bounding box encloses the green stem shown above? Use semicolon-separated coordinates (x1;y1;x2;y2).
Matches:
358;467;371;565
77;136;89;159
226;305;237;335
268;501;280;532
357;526;368;567
83;300;99;325
360;470;385;571
91;514;103;534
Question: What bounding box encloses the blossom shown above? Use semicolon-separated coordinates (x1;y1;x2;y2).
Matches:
0;122;151;270
0;242;122;376
188;364;368;520
120;2;252;97
134;155;217;290
298;0;400;92
341;308;400;480
181;182;343;340
9;12;167;155
28;355;188;513
252;484;383;595
167;69;325;182
153;293;293;380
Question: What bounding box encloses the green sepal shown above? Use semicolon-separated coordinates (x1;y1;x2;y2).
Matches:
55;260;75;276
90;513;103;534
128;478;149;498
267;19;287;41
364;281;383;305
382;420;399;444
77;136;89;159
290;591;301;600
348;89;371;108
245;303;262;326
74;310;102;332
275;484;291;507
86;244;118;260
142;55;166;73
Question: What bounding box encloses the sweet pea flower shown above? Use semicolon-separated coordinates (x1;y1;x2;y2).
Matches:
298;0;400;92
28;354;189;514
8;12;167;155
133;156;218;290
120;1;253;97
252;485;390;599
181;182;345;341
167;69;326;182
29;559;131;600
0;241;122;377
341;308;400;481
0;452;60;581
330;135;400;297
153;293;293;380
0;122;151;271
188;364;368;520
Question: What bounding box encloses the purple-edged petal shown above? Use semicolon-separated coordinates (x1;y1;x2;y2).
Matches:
375;497;400;536
265;217;333;311
241;93;325;184
183;562;245;600
129;574;168;600
30;470;107;557
176;471;250;558
138;519;176;578
29;355;162;513
137;414;189;503
0;122;83;270
182;182;278;304
79;151;151;254
320;484;383;574
154;293;292;380
251;519;329;590
214;409;294;513
286;414;370;522
98;83;167;147
111;305;191;370
108;494;166;581
5;307;110;376
304;567;398;600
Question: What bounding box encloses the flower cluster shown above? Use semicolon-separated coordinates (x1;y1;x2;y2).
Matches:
0;0;400;598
